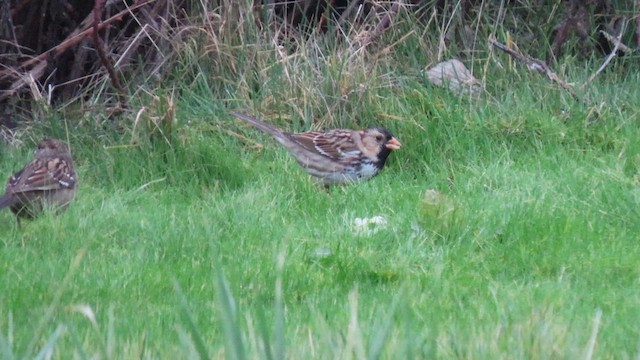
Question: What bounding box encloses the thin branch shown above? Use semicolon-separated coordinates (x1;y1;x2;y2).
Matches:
0;62;47;101
588;20;630;84
637;0;640;49
489;36;579;101
337;0;364;28
599;29;633;54
92;0;128;109
371;1;403;38
357;0;405;50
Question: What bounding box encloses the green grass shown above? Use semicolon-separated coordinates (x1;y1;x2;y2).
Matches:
3;4;640;358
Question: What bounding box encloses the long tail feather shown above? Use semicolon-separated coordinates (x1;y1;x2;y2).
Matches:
0;193;16;210
229;111;287;139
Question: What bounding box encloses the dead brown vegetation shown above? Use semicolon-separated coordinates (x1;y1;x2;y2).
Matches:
0;0;637;128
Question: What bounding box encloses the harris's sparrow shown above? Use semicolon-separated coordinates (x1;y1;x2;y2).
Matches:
0;137;77;221
230;111;401;185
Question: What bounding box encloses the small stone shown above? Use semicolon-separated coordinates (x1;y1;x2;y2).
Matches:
426;59;482;98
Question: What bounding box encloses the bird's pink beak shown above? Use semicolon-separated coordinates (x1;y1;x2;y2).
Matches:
385;137;401;150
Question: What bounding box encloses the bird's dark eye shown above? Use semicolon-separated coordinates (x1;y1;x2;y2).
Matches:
375;135;383;141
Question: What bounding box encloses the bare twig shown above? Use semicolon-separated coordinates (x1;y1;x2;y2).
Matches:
588;20;630;84
337;0;364;28
115;0;168;70
92;0;128;109
599;30;633;54
1;62;47;100
371;1;403;39
489;36;579;101
637;0;640;49
317;0;336;31
357;0;405;50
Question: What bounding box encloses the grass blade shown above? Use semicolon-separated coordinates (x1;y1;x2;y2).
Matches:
68;326;89;360
345;287;366;359
107;304;115;359
215;270;246;360
33;325;65;360
255;308;274;360
138;331;148;360
0;332;14;360
22;249;86;358
584;309;602;360
173;279;211;360
274;251;285;360
368;289;402;360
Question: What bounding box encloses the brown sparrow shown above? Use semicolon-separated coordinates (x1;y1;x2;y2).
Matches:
0;137;77;221
230;111;401;185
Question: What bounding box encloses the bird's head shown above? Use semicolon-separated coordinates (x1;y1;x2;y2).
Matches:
35;138;71;158
362;128;401;153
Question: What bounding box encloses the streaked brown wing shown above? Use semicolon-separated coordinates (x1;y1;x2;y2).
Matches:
7;158;76;193
289;130;358;160
6;168;24;190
